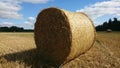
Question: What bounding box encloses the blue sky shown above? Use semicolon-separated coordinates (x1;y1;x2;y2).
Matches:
0;0;120;29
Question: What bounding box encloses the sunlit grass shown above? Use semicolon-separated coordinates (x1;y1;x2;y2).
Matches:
0;32;120;68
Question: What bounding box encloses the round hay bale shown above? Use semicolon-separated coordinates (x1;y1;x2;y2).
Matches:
107;29;112;32
34;7;96;67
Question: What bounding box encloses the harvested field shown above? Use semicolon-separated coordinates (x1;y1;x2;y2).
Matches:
0;32;120;68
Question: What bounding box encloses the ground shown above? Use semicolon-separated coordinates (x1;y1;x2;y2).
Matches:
0;32;120;68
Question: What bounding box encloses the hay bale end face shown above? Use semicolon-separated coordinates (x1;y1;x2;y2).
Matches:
34;7;95;67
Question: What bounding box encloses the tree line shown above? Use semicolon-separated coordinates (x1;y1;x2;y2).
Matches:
96;18;120;31
0;18;120;32
0;26;33;32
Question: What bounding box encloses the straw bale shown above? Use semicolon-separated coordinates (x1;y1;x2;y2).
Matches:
34;7;95;67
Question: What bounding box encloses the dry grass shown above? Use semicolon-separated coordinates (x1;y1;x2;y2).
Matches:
0;32;120;68
0;32;35;55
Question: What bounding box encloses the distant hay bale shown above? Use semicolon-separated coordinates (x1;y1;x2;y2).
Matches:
107;29;112;32
34;7;96;67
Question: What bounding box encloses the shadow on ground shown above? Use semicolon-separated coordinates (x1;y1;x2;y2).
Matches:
0;48;56;68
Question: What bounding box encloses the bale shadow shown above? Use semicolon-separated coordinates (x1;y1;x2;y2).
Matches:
0;48;54;68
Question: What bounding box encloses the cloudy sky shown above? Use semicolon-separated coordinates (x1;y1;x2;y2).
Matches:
0;0;120;29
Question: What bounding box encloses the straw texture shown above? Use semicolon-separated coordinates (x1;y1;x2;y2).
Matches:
34;7;95;67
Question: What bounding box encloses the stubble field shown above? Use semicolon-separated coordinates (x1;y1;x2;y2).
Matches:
0;32;120;68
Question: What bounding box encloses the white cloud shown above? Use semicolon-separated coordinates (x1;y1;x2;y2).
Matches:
76;0;120;20
0;1;22;19
22;0;51;4
24;17;36;26
0;0;52;19
0;22;15;27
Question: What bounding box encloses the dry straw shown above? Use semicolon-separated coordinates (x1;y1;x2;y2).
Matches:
34;7;96;67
